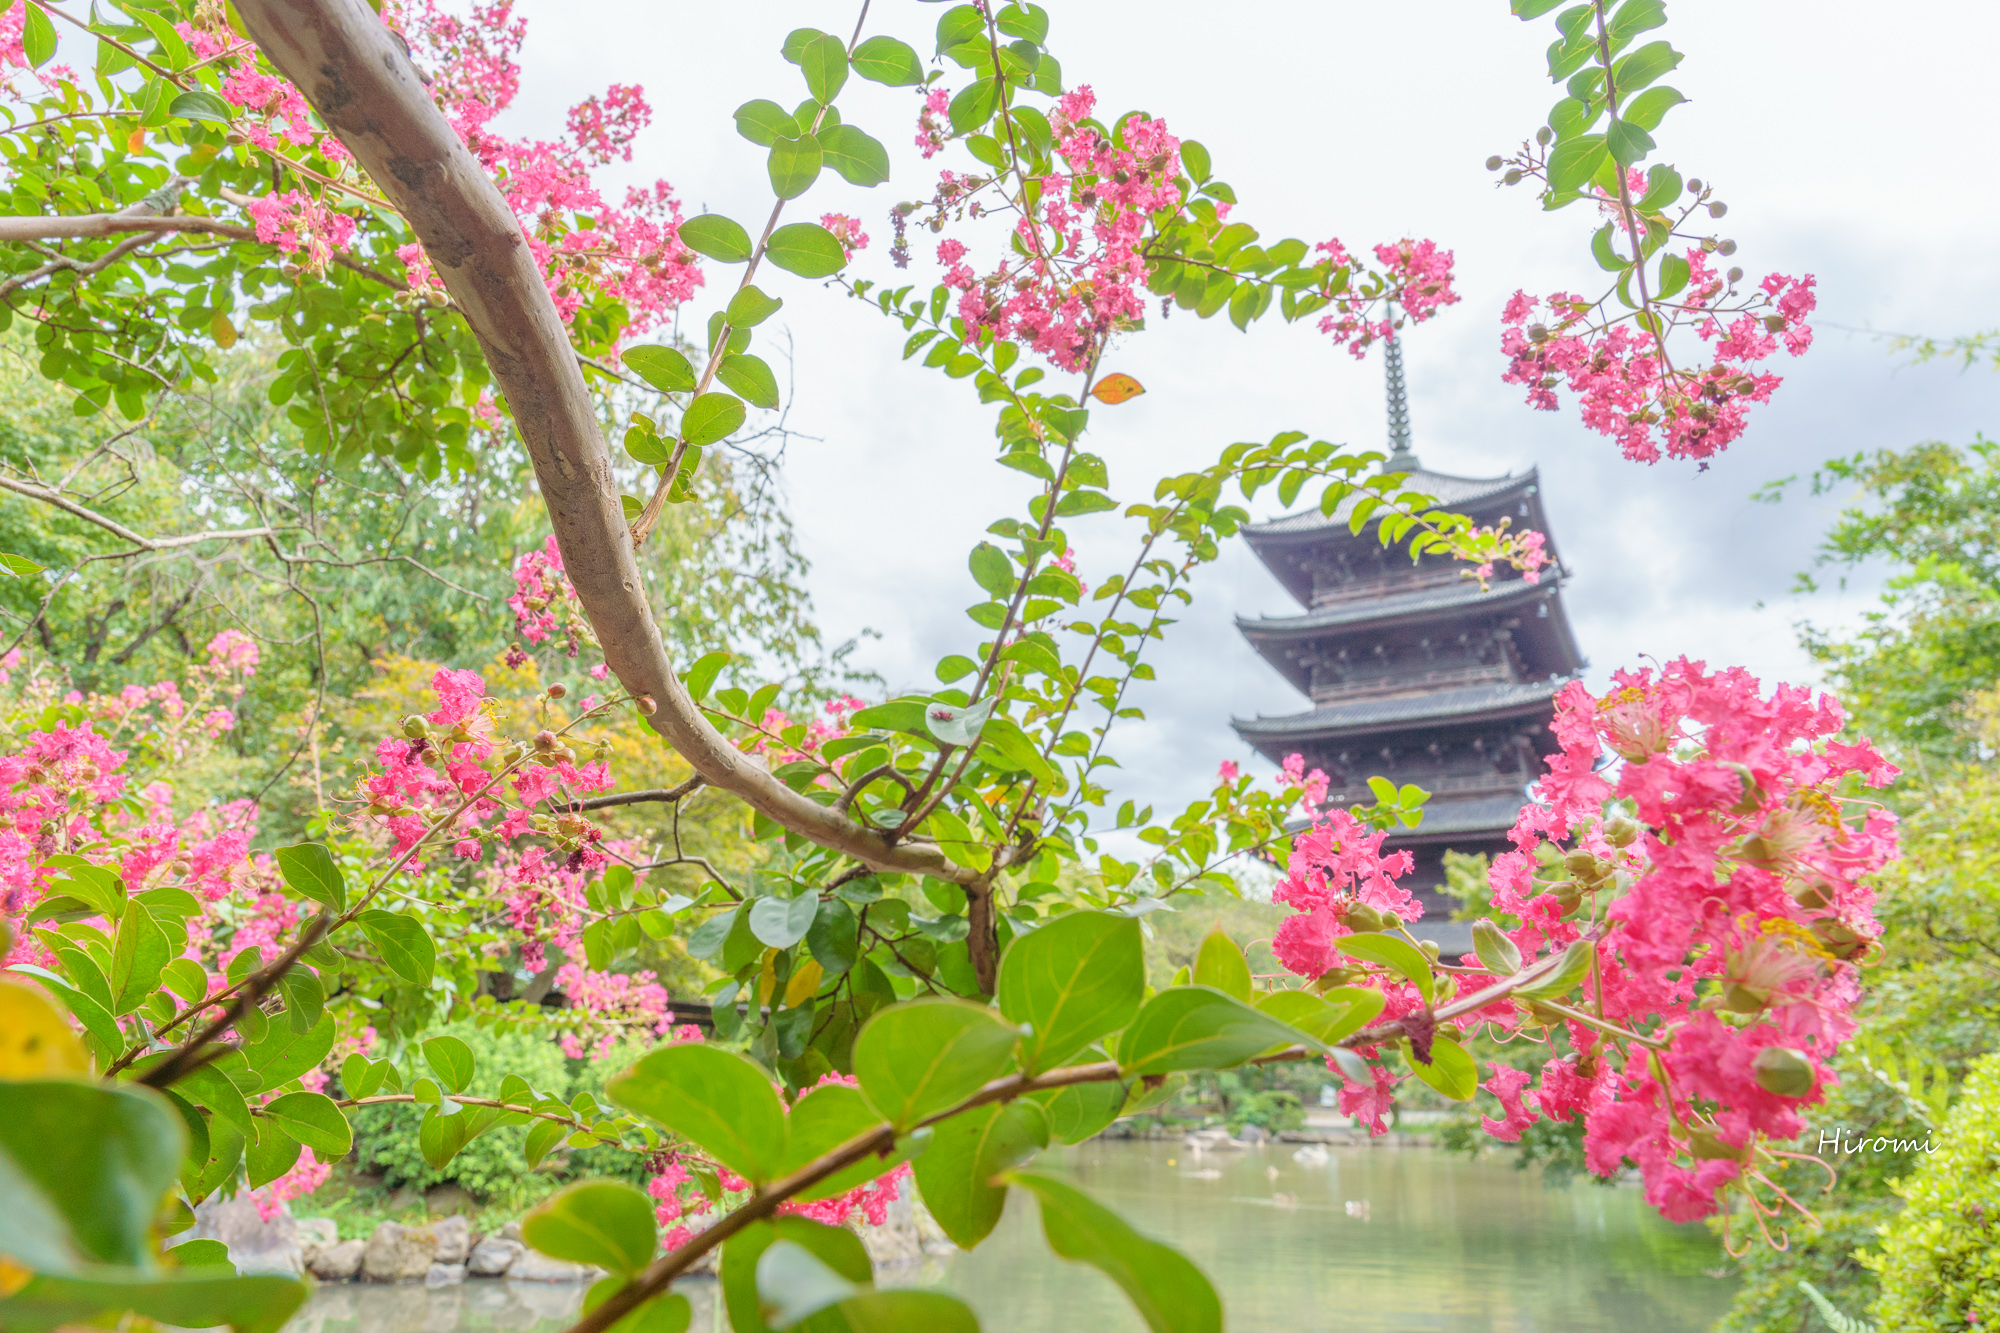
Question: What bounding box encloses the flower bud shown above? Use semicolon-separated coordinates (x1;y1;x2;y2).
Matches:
1720;982;1771;1014
1535;126;1552;145
1502;168;1523;186
1381;911;1402;930
402;715;429;739
1788;877;1834;910
1687;1125;1744;1160
1528;323;1550;343
1548;880;1585;914
1726;266;1744;285
1418;939;1441;962
1752;1046;1816;1098
1314;965;1363;992
1564;849;1613;884
1485;155;1505;171
1707;201;1728;218
1338;903;1386;934
1686;177;1703;194
1722;762;1766;816
534;729;559;752
1763;315;1788;333
547;682;567;699
1717;238;1737;256
1602;814;1641;847
1812;918;1866;960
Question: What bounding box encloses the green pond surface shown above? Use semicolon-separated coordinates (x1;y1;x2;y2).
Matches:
283;1141;1736;1332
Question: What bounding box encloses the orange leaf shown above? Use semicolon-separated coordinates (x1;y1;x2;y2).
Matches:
126;127;146;154
1089;372;1146;405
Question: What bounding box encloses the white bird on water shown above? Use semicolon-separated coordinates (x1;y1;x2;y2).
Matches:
1292;1144;1331;1168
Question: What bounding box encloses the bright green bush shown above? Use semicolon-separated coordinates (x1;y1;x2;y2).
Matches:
347;1020;571;1212
1864;1051;2000;1330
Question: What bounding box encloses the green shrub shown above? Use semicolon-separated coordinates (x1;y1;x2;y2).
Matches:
1863;1051;2000;1330
346;1020;571;1212
562;1037;655;1185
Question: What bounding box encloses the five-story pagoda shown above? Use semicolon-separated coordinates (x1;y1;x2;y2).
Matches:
1231;329;1584;947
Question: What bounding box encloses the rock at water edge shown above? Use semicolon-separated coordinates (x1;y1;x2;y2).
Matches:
431;1215;472;1265
362;1221;438;1282
307;1238;366;1281
467;1238;523;1277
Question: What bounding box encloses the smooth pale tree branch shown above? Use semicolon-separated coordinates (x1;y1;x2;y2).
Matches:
0;474;276;551
229;0;974;885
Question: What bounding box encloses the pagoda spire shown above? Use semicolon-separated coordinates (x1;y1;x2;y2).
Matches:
1382;299;1418;471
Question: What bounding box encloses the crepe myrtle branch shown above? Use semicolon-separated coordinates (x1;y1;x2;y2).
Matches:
230;0;976;888
564;942;1583;1333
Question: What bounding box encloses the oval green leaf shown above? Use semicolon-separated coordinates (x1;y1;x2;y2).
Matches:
356;909;435;988
819;124;890;188
1192;927;1252;1003
913;1100;1049;1247
260;1091;352;1158
850;35;923;87
422;1034;475;1093
748;892;820;949
726;285;784;328
680;392;746;448
1337;931;1435;1006
767;134;823;200
1119;986;1323;1076
608;1044;789;1182
995;910;1144;1073
765;223;848;279
678;214;752;265
624;344;697;393
799;33;848;105
523;1179;658;1277
853;997;1021;1129
1010;1170;1221;1333
273;843;344;912
1404;1033;1479;1102
734;99;795;147
716;353;779;409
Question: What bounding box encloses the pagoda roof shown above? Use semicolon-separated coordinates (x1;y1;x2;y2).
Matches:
1232;677;1567;746
1245;465;1542;545
1236;574;1550;640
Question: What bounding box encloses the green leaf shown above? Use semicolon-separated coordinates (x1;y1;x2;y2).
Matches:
625;345;698;393
275;966;324;1034
853;997;1021;1128
716;353;780;409
1192;928;1252;1003
726;286;784;328
850;35;923;86
52;862;124;918
1010;1170;1221;1333
734;99;796;148
774;1083;912;1201
161;957;207;1003
523;1180;658;1277
969;542;1014;597
245;1119;301;1189
13;1269;304;1333
1623;84;1686;132
1546;133;1609;195
1611;39;1682;93
0;551;45;578
1403;1034;1479;1101
767;134;824;200
183;1113;245;1206
109;901;169;1015
678;215;753;265
21;3;55;67
356;909;435;987
1253;986;1385;1046
749;893;820;949
685;650;731;701
234;1012;337;1094
765;222;848;278
1607;118;1655;167
1035;1078;1127;1144
805;898;859;976
1472;919;1524;976
0;1079;183;1269
1516;939;1596;1000
168;89;233;124
608;1045;790;1182
524;1116;568;1170
260;1091;353;1157
754;1241;860;1329
995;910;1144;1073
423;1034;476;1093
935;5;986;54
723;1219;872;1333
996;3;1050;43
177;1061;253;1136
581;1281;692;1333
680;392;746;447
819;124;891;188
1338;932;1435;1006
1656;251;1690;300
914;1100;1048;1246
948;78;1001;136
1119;986;1323;1076
847;698;931;738
799;33;848;104
1634;161;1684;211
273;843;344;912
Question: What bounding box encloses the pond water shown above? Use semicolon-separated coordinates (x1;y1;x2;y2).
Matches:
282;1142;1736;1333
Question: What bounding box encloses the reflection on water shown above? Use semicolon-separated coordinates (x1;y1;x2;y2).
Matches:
283;1144;1734;1333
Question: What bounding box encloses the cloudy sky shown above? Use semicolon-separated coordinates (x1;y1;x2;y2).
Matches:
503;1;1999;818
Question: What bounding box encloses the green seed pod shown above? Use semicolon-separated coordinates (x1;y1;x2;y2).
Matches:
1602;814;1641;847
1486;155;1505;171
1752;1046;1816;1098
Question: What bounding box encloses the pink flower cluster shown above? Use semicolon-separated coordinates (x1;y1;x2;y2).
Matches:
1266;660;1899;1232
387;0;702;336
754;696;867;770
1499;254;1818;464
553;961;674;1059
937;85;1185;371
507;535;592;662
1315;238;1461;359
915;86;952;159
819;213;869;264
251;1147;330;1223
244;191;358;276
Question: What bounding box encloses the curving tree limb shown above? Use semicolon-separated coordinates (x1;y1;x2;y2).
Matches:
230;0;972;884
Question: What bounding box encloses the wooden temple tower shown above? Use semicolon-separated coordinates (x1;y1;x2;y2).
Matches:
1232;327;1584;949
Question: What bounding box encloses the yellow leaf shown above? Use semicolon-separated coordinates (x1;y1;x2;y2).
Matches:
125;126;146;155
211;312;238;348
783;959;823;1009
1089;372;1146;405
0;976;90;1079
756;948;778;1006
